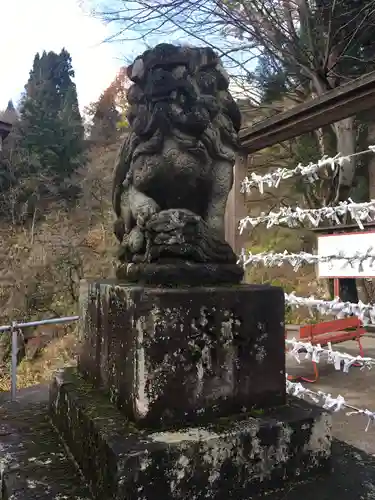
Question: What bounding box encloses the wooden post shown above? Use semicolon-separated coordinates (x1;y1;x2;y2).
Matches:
334;278;340;298
225;153;248;255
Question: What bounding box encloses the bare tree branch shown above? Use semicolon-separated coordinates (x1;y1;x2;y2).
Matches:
88;0;375;201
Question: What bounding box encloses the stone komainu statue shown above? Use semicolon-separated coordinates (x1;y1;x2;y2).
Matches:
112;43;243;284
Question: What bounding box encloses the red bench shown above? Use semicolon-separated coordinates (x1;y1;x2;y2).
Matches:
287;317;366;383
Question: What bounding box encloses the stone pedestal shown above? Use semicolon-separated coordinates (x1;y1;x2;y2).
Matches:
50;280;332;500
50;368;331;500
78;281;286;427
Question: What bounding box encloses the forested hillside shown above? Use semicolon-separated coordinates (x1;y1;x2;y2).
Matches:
2;0;375;388
0;49;129;389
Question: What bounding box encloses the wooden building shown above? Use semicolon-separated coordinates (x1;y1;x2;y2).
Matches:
0;116;12;152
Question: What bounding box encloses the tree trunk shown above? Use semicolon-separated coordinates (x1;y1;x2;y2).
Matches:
367;122;375;200
330;118;357;302
311;76;357;201
356;278;371;303
333;117;356;202
327;278;359;303
314;125;336;159
355;122;375;305
316;114;358;302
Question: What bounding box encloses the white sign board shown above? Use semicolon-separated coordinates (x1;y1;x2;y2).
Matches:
317;231;375;278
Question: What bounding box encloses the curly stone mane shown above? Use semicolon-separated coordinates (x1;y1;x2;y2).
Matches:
112;44;241;221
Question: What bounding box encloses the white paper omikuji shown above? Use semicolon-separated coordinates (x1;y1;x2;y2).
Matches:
286;376;375;430
286;338;375;372
284;292;375;325
238;248;375;272
239;198;375;233
347;409;375;432
242;154;339;193
241;146;375;194
286;376;346;411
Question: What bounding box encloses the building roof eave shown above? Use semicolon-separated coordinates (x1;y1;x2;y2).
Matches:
0;119;12;141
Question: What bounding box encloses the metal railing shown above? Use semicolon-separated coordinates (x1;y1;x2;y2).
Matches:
0;316;79;401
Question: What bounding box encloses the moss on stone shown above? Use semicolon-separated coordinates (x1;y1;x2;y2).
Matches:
50;368;332;500
79;282;286;430
54;367;139;434
0;399;92;499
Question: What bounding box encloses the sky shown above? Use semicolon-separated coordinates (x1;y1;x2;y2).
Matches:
0;0;146;112
0;0;257;114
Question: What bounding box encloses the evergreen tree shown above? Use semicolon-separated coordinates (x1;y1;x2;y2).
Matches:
88;90;121;143
19;48;85;191
85;66;130;143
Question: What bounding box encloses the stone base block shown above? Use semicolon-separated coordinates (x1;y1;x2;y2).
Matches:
50;368;332;500
116;262;244;285
78;280;286;428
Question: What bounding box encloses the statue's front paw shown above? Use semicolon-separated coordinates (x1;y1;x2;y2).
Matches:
127;226;145;253
128;186;160;227
136;200;160;227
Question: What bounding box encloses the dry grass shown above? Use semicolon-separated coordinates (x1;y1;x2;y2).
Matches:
0;140;324;391
0;331;78;391
0;143;118;392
